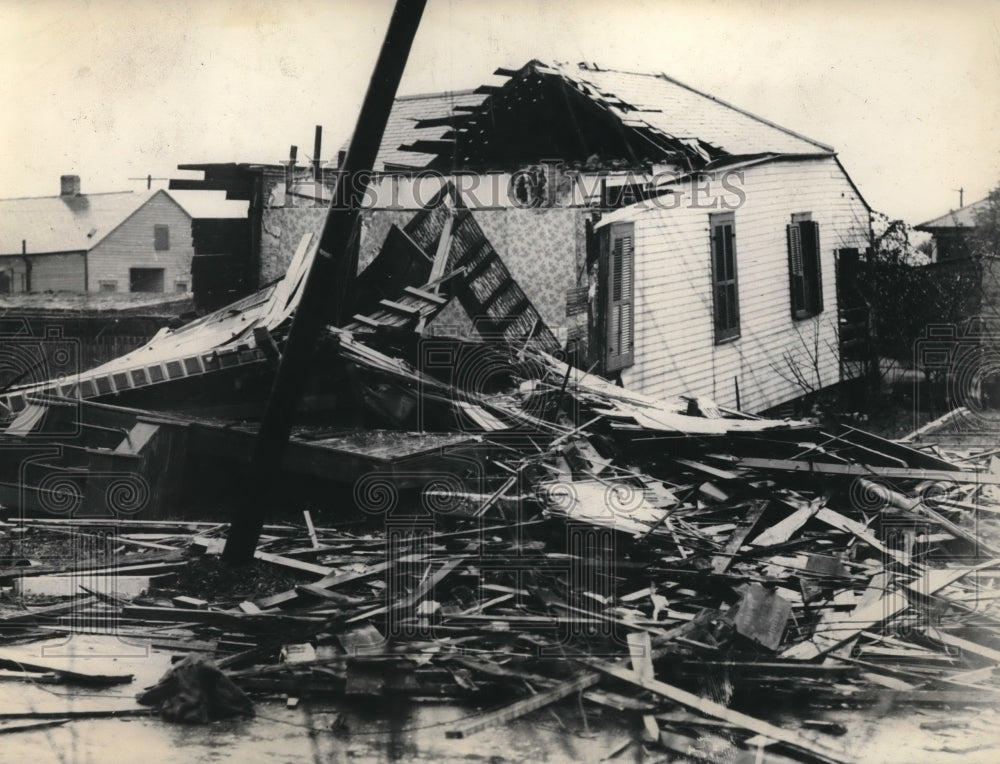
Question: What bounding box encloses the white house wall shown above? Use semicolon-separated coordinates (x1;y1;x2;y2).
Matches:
0;252;86;292
617;157;870;413
86;192;194;293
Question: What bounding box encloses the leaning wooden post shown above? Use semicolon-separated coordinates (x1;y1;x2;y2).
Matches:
223;0;427;564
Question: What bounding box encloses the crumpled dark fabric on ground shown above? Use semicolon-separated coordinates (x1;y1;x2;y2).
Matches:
137;654;254;723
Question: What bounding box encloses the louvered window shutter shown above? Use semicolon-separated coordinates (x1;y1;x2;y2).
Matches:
605;223;635;371
801;220;823;315
788;218;823;319
711;212;740;343
787;223;806;318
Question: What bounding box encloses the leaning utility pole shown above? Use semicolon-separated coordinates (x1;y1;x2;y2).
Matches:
223;0;427;563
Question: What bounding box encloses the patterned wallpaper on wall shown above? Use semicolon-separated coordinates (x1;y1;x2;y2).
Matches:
258;203;591;352
259;207;327;284
473;208;584;332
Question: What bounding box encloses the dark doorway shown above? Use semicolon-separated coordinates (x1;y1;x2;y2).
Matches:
129;268;165;292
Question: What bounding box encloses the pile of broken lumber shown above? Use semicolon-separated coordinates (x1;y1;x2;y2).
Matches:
2;355;1000;762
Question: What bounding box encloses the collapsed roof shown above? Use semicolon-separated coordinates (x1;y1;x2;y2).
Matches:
362;60;834;173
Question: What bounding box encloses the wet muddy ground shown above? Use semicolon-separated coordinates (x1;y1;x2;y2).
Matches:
2;633;999;763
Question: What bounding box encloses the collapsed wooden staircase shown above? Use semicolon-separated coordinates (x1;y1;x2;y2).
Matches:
348;186;560;354
446;208;560;353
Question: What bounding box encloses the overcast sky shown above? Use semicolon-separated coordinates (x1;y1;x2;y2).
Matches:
2;0;998;224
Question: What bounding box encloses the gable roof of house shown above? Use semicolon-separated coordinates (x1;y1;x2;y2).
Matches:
0;189;189;257
362;60;833;172
546;63;832;157
916;197;991;230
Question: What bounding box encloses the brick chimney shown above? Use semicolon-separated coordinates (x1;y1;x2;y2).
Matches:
60;175;81;196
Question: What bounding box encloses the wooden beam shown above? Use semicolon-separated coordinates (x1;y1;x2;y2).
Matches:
588;660;851;764
925;627;1000;663
403;285;448;304
253;551;334;577
855;478;1000;557
444;673;599;738
222;0;428;563
120;605;325;631
736;457;999;484
711;500;767;573
0;653;132;686
254;561;395;610
783;558;1000;660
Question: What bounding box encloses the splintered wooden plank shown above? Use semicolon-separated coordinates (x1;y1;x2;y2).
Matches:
426;210;455;284
814;507;910;564
0;596;98;625
925;628;1000;663
0;652;132;686
444;673;599;739
16;575;151;599
0;719;70;734
751;501;818;547
255;561;394;610
838;425;962;471
4;404;48;437
378;299;421;317
627;631;660;741
393;555;467;612
735;457;1000;484
730;583;792;651
582;689;657;712
672;458;743;481
588;660;851;764
403;285;448;304
314;561;392;588
253;590;300;610
711;500;767;573
351;314;383;329
120;605;324;631
114;421;160;455
295;584;365;606
347;556;467;624
303;510;319;549
253;551;333;577
824;570;889;663
783;558;1000;660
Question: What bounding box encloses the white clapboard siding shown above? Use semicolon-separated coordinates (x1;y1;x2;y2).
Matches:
618;156;869;413
86;191;194;293
19;252;87;291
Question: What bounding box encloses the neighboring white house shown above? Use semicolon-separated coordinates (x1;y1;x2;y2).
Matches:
0;176;195;294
